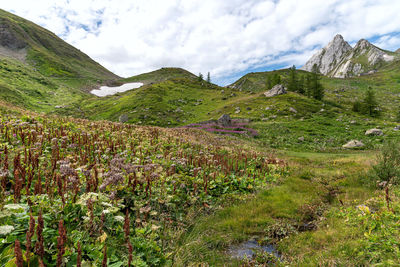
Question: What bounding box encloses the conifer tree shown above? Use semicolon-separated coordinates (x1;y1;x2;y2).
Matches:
305;74;312;97
207;72;211;83
272;73;281;86
311;64;324;100
198;73;203;82
298;75;305;95
362;87;379;117
287;65;298;92
266;76;272;89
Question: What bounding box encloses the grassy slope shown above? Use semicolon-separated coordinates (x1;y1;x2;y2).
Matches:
0;9;118;112
175;151;386;266
223;67;400;151
80;72;250;126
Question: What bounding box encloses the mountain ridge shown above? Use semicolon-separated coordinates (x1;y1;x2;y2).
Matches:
301;34;398;78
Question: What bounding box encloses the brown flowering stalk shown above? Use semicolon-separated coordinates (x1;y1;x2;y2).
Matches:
57;219;67;266
127;241;133;267
102;245;107;267
100;212;105;232
124;209;130;240
25;213;36;263
77;242;82;267
35;210;45;259
14;240;23;267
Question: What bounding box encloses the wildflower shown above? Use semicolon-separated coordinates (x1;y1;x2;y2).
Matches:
357;204;370;215
102;245;107;267
25;213;35;262
0;225;14;236
77;242;82;267
114;215;124;223
14;240;23;267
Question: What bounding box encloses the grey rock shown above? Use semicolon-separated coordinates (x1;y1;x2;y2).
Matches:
298;136;305;142
394;125;400;131
301;34;352;75
365;128;383;136
289;107;297;113
343;140;365;149
0;21;26;50
302;35;395;78
264;84;287;97
119;114;129;123
218;114;231;126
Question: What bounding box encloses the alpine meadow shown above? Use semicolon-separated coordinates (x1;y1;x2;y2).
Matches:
1;2;400;266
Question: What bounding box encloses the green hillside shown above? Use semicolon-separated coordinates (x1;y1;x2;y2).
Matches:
0;9;118;112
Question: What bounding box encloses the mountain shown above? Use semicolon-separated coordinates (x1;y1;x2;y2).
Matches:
301;34;399;78
0;9;119;111
300;34;352;76
0;9;117;80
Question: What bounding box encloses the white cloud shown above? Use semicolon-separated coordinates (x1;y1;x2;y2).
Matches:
3;0;400;85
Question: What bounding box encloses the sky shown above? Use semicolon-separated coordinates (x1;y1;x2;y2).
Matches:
3;0;400;85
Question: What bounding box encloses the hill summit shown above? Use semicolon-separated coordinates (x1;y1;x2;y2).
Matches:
301;34;398;78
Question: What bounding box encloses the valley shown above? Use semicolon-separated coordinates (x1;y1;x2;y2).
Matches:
1;7;400;267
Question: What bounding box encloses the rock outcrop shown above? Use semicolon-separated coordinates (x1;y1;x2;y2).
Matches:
365;128;383;136
0;19;26;50
342;140;365;149
218;114;231;126
301;34;352;75
264;84;287;97
301;34;397;78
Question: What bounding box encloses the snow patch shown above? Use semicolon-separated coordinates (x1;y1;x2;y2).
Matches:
91;82;143;97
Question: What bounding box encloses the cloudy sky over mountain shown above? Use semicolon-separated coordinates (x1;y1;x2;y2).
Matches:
3;0;400;85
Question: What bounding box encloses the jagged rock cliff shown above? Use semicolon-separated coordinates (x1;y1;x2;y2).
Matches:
301;34;398;78
300;34;352;75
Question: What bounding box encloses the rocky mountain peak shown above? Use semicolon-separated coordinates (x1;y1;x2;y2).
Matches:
354;39;373;50
333;34;345;41
300;34;351;75
302;34;398;78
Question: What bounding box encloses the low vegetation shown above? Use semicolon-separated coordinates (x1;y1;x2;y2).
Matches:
0;108;284;266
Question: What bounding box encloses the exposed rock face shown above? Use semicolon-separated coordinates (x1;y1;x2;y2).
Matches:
218;114;231;126
264;84;287;97
342;140;365;149
301;34;352;75
302;34;397;78
365;128;383;136
0;19;26;50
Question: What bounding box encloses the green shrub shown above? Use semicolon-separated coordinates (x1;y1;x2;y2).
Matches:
370;141;400;186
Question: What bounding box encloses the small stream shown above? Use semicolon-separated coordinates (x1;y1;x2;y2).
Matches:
227;239;281;260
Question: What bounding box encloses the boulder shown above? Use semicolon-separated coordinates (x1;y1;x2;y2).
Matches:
298;136;305;142
119;114;129;123
289;107;297;113
342;140;364;149
264;84;287;98
394;125;400;131
218;114;231;126
365;128;383;136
